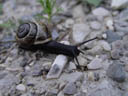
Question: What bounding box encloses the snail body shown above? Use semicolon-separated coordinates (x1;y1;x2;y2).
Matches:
16;21;97;68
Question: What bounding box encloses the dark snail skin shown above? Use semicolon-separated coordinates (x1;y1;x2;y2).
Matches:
19;40;80;58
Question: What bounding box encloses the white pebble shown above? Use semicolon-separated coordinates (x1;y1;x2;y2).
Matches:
16;84;26;91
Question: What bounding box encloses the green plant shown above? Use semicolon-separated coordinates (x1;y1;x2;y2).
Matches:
83;0;102;7
38;0;62;23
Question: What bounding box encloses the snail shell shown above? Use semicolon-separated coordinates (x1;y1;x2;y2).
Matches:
16;21;52;46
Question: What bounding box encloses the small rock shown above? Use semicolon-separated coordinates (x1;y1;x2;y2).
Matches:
99;40;111;51
125;64;128;72
47;54;68;79
111;49;122;59
59;82;66;90
0;71;7;79
90;21;101;30
87;57;102;69
67;62;76;71
88;45;103;55
45;89;58;96
116;8;128;21
107;63;126;82
106;30;121;43
57;91;64;96
111;0;128;9
88;72;95;81
111;40;124;50
72;23;90;44
106;19;114;30
92;7;110;17
65;19;74;28
77;55;88;66
63;82;77;95
59;72;84;83
20;58;28;67
32;64;43;77
16;84;26;92
72;5;85;22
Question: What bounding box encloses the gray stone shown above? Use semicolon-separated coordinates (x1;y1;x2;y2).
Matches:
87;57;102;69
32;64;43;77
107;63;126;82
106;30;121;43
114;21;128;33
111;40;124;51
72;23;90;44
90;21;101;30
63;82;77;95
45;89;58;96
20;58;28;67
0;71;7;79
111;0;128;9
92;7;110;17
59;72;84;83
16;84;26;92
116;8;128;21
111;49;122;59
99;40;111;51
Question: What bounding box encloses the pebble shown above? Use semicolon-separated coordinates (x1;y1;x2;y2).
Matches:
111;49;122;59
72;23;90;44
47;54;68;79
16;84;26;92
77;55;88;66
116;8;128;21
59;72;84;83
32;64;43;77
106;19;114;30
111;40;124;50
67;62;76;71
106;30;121;43
99;40;111;51
45;89;58;96
63;82;77;95
88;72;95;81
0;71;7;79
87;57;102;69
107;63;126;82
90;21;101;30
72;5;85;21
92;7;110;17
111;0;128;9
65;19;74;28
125;64;128;72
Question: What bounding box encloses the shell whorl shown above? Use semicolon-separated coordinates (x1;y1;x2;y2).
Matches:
16;21;52;46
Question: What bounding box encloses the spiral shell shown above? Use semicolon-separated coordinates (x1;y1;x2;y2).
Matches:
16;21;52;46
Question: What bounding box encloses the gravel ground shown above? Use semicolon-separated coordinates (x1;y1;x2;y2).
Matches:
0;0;128;96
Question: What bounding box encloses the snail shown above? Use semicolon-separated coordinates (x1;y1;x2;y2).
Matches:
16;21;98;68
